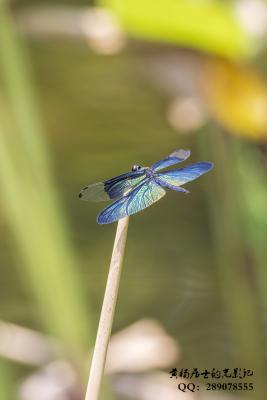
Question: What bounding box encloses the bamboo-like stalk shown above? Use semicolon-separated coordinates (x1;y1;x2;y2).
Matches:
85;216;129;400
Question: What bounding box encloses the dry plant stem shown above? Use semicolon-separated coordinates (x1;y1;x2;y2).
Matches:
85;216;130;400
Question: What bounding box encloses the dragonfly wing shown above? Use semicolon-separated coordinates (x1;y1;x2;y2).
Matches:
104;172;146;199
156;162;213;189
79;182;110;202
79;171;146;202
97;179;166;224
151;149;191;171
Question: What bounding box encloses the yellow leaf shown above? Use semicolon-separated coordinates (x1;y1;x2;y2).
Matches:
203;60;267;140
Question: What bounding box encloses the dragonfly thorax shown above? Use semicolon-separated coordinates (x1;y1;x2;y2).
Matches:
145;168;154;178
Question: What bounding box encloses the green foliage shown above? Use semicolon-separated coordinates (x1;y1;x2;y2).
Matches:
199;130;267;399
0;0;92;370
101;0;253;59
0;360;16;400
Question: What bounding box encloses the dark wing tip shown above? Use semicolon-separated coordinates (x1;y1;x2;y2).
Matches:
78;186;88;199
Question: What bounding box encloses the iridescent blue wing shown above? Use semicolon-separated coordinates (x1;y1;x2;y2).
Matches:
79;171;146;202
155;162;213;192
151;149;191;171
97;179;166;224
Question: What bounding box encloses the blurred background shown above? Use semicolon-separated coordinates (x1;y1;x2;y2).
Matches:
1;0;267;399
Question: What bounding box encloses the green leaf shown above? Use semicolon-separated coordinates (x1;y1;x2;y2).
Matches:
101;0;253;59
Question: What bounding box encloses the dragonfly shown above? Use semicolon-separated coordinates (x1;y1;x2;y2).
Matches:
79;149;213;224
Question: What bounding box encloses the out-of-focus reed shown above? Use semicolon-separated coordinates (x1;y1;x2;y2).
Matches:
0;359;16;400
0;0;93;385
199;128;267;400
237;145;267;309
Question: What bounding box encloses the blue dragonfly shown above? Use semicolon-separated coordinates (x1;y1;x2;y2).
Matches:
79;150;213;224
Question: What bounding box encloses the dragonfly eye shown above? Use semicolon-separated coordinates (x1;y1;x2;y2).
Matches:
132;164;141;172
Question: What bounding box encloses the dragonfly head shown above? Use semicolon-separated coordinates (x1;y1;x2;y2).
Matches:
131;164;143;172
